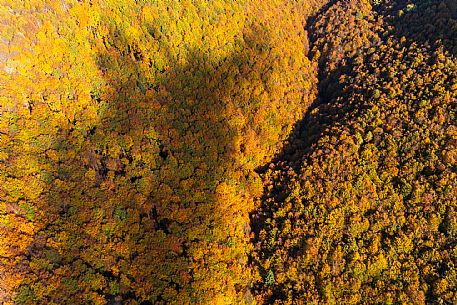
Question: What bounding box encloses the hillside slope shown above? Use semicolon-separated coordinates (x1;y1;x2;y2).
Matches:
252;0;457;303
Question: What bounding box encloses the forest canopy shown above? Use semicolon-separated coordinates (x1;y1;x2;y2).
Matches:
1;0;456;304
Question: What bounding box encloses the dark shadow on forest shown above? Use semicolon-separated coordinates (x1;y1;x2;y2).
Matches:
14;18;266;305
377;0;457;57
250;1;359;301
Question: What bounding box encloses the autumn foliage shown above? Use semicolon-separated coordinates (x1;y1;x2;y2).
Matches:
1;0;456;304
1;0;321;303
252;0;457;304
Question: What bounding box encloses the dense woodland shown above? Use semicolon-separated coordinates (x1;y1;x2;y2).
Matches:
0;0;456;304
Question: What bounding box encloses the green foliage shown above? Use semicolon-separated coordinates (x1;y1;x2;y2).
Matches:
265;270;275;286
14;284;35;305
19;202;35;222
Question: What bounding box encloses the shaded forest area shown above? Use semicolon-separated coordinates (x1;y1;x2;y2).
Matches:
1;0;318;303
1;0;456;304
